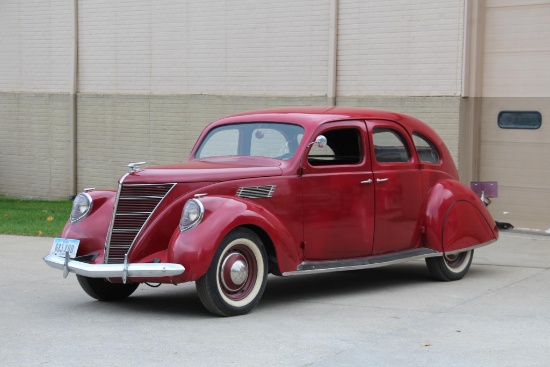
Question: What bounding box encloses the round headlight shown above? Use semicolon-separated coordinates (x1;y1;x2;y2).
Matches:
180;199;204;232
70;192;93;223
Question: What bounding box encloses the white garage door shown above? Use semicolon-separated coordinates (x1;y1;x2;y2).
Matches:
479;1;550;233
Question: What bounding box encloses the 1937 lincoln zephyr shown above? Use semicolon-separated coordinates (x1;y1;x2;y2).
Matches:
44;107;498;316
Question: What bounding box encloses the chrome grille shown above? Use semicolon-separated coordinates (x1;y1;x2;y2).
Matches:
104;183;175;264
236;185;276;199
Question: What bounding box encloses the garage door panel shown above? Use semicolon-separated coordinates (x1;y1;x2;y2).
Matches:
480;141;550;166
488;186;550;233
483;3;550;98
480;166;550;191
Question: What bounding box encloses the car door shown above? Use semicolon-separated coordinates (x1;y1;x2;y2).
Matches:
302;120;375;260
367;120;423;255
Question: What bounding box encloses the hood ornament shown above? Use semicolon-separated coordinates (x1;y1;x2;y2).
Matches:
127;162;147;173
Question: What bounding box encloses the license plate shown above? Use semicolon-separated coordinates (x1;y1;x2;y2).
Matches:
51;238;80;258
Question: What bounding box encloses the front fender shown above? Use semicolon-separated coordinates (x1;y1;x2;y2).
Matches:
424;180;498;253
60;190;116;262
167;196;302;283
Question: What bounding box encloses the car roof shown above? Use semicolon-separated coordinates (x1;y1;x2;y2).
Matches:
215;106;433;135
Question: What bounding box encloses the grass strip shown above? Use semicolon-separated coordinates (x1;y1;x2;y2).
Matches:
0;198;73;237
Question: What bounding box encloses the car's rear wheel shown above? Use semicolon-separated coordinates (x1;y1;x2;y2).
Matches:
77;275;139;301
425;250;474;281
196;228;267;317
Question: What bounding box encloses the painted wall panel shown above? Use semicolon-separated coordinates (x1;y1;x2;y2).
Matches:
338;0;465;96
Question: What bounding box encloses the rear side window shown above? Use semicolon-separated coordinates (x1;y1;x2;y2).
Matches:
372;129;410;163
412;133;440;164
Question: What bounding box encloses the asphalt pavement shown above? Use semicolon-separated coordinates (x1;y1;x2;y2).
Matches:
0;232;549;367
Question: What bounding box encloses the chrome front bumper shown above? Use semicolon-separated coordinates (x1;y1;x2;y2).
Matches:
43;253;185;283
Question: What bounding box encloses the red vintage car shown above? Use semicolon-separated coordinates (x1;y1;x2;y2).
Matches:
44;107;498;316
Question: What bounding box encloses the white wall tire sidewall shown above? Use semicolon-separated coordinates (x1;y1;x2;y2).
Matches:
444;250;472;274
215;238;265;308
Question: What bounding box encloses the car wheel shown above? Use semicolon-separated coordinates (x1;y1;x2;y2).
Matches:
76;275;139;301
196;228;268;317
425;249;474;281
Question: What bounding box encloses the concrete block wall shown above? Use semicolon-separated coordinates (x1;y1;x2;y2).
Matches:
0;92;72;198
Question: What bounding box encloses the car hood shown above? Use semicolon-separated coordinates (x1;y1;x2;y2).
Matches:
121;157;283;184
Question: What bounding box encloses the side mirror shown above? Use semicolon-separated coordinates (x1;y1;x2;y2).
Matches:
309;135;327;148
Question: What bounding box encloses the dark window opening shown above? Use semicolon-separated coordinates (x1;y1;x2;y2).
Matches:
308;128;362;166
498;111;541;129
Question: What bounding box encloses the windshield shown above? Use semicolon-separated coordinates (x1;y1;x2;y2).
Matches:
195;122;304;160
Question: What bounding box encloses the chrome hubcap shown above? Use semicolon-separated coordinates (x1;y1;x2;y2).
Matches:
220;252;249;292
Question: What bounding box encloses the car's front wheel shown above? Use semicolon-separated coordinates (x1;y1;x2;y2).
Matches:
77;275;139;301
196;228;268;316
425;250;474;281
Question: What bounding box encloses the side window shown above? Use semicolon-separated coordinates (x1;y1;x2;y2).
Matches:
372;129;410;163
308;128;362;166
412;133;440;164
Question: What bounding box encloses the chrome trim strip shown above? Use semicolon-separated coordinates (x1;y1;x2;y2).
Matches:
179;198;205;232
70;192;93;224
236;185;276;199
44;254;185;278
103;172;130;264
118;196;166;200
443;239;497;256
283;248;440;276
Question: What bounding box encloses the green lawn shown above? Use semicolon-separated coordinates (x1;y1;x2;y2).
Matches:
0;198;73;237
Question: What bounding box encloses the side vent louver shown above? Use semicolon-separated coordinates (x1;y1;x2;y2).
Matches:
236;185;276;199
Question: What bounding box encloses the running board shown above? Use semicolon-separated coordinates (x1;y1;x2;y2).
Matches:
282;248;440;276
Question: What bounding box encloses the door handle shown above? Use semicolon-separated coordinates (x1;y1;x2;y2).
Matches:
376;178;389;183
361;179;373;184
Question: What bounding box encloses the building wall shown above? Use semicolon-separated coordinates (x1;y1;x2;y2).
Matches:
0;92;72;198
338;0;465;96
77;0;330;95
0;0;73;198
478;0;550;232
1;0;466;198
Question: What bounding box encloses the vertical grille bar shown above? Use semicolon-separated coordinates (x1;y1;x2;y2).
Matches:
104;182;175;264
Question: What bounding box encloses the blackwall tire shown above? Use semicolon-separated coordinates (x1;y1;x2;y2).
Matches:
196;228;268;317
76;275;139;301
425;250;474;281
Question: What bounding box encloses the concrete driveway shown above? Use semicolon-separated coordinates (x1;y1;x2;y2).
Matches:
0;232;549;367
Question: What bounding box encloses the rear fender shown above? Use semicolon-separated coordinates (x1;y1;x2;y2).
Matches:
168;196;301;283
424;180;498;253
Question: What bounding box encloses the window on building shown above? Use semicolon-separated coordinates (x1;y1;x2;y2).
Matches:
498;111;542;129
